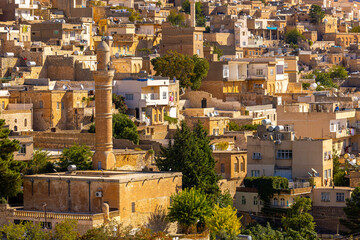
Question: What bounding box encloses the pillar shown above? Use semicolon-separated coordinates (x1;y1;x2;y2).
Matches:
190;0;196;28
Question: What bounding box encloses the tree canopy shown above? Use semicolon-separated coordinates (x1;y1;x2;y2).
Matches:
167;9;186;26
284;29;305;45
151;51;209;90
112;94;128;114
0;119;22;199
341;186;360;233
309;5;325;24
182;0;205;27
156;121;220;196
112;113;139;144
26;149;54;175
58;144;93;171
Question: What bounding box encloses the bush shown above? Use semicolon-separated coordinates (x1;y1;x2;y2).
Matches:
239;124;258;131
302;82;310;90
164;114;178;124
228;121;240;131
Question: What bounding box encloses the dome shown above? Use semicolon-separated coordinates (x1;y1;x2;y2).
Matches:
97;40;110;52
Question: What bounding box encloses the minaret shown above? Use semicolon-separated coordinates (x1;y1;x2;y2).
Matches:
92;40;115;170
190;0;196;28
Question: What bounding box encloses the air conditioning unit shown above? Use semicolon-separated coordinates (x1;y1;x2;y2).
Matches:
95;192;103;198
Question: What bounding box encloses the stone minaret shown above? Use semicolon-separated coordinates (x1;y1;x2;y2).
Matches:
190;0;196;28
92;40;115;170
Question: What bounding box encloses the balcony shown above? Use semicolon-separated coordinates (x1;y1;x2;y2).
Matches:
140;93;169;106
335;128;355;138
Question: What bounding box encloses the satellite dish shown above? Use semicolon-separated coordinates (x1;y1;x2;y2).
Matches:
308;172;313;177
63;85;67;90
351;154;356;159
80;84;84;90
311;168;318;174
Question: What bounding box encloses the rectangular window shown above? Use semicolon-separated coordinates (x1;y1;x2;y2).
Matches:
328;169;331;179
270;69;274;76
336;192;345;202
162;92;167;100
321;192;330;202
57;102;60;109
276;150;293;159
251;170;260;177
125;94;134;101
241;196;246;205
194;34;198;40
19;144;26;154
324;170;328;179
234;162;239;173
252;152;261;160
199;34;202;41
276;65;284;74
221;163;225;173
131;202;135;212
197;49;200;55
256;69;263;76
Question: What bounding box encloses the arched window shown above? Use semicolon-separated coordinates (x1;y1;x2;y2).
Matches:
14;126;18;132
280;198;285;206
273;198;278;206
253;196;258;205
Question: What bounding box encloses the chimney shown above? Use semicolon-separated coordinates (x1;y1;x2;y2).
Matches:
190;0;196;28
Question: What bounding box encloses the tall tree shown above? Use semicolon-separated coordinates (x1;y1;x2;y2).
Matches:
309;5;325;24
284;29;305;45
281;197;318;240
58;144;93;171
112;94;128;114
329;66;348;80
182;0;205;27
156;121;220;196
151;51;209;90
0;119;22;199
341;186;360;233
167;9;186;26
26;149;54;175
112;113;139;144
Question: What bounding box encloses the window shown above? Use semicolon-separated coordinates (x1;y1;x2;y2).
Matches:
241;196;246;205
24;118;27;127
276;65;284;74
1;101;4;109
253;196;258;205
280;198;285;206
131;202;135;212
328;169;331;179
57;102;60;109
256;69;263;76
252;152;261;160
321;192;330;202
162;92;167;100
221;163;225;173
61;102;64;109
196;49;200;55
284;124;294;131
234;162;239;172
70;31;75;38
324;169;328;179
276;150;293;159
195;34;198;41
273;198;278;206
270;69;274;76
251;170;260;177
285;62;288;69
242;41;246;46
15;118;17;123
39;101;43;109
125;94;134;101
336;192;345;202
199;34;202;41
19;144;26;154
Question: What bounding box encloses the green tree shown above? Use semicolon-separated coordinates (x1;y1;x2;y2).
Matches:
281;197;318;240
112;94;128;114
333;151;349;186
156;121;220;196
329;66;348;80
58;144;93;171
0;119;22;199
182;0;205;27
128;9;141;23
243;222;286;240
205;205;242;239
167;9;186;26
0;221;50;240
309;5;325;24
151;51;209;90
351;26;360;33
341;186;360;233
228;121;240;131
313;70;337;88
213;45;224;60
168;188;212;232
89;123;95;133
52;220;80;240
26;149;54;175
112;113;139;144
284;29;305;45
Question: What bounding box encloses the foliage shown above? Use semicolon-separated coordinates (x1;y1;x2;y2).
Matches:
151;51;209;90
138;48;152;56
156;121;220;196
89;123;95;133
164;114;178;124
312;70;338;88
113;113;139;144
213;45;224;60
58;144;93;171
309;5;325;24
53;220;80;240
0;221;49;240
302;82;310;90
216;142;229;151
329;66;348;80
333;151;349;186
128;9;141;23
244;176;288;207
215;191;234;208
351;26;360;33
112;94;128;114
205;205;241;240
243;222;286;240
228;121;240;131
0;119;22;199
302;73;315;79
239;124;258;131
284;29;305;45
281;197;318;240
341;186;360;233
182;0;206;27
167;9;186;26
168;188;212;232
26;149;54;175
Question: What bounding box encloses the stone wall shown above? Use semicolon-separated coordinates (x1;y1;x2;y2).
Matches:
311;206;349;233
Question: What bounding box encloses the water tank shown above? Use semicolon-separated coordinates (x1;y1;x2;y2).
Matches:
275;125;284;132
67;165;77;172
268;126;275;132
4;52;14;57
262;119;272;126
26;61;36;67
